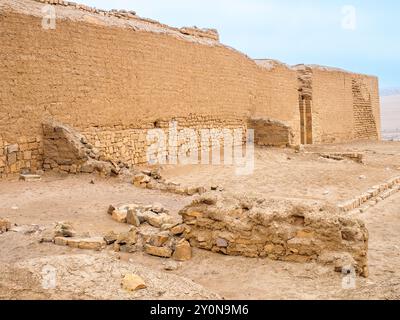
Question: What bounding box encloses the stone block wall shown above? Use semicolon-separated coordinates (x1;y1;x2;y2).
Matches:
82;115;247;166
180;193;369;276
0;136;43;178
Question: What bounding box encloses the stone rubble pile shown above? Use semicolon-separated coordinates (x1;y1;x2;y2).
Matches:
132;169;208;196
108;203;192;261
42;121;125;176
46;205;193;261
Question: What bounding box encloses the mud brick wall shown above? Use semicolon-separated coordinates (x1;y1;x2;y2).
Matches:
296;66;381;144
0;0;381;176
254;60;300;144
0;0;300;175
180;194;369;276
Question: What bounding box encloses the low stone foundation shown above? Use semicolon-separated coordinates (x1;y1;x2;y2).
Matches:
180;193;369;276
338;175;400;213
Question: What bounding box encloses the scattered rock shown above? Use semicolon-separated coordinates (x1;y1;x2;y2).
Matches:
116;228;138;245
104;231;119;245
54;222;76;237
145;212;174;228
107;205;116;215
121;274;147;292
163;260;181;271
147;231;170;247
359;175;367;180
19;174;42;182
160;222;179;231
145;244;172;258
0;218;11;233
172;239;192;261
151;203;165;214
170;224;187;236
54;236;106;251
112;209;127;223
132;174;151;187
216;238;228;248
114;228;138;253
126;209;141;227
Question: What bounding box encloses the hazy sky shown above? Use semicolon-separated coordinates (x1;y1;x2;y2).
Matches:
79;0;400;89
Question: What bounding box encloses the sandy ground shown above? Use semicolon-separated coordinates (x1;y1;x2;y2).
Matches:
162;141;400;204
1;142;400;300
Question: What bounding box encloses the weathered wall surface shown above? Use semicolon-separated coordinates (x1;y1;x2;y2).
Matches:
247;117;294;147
0;0;381;177
0;0;300;176
296;66;381;144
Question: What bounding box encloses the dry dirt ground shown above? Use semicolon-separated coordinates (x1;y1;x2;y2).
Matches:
1;141;400;300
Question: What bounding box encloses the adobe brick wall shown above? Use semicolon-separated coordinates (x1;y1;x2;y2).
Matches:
0;0;300;175
0;0;381;177
295;65;381;144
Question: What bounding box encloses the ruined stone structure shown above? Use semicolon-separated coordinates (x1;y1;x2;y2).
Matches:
0;0;381;177
180;193;369;276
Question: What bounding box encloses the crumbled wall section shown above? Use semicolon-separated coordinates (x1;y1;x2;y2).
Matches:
180;194;369;276
247;117;293;147
42;121;120;175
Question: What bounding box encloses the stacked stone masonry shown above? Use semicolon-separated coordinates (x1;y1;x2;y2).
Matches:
338;175;400;214
180;194;369;277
